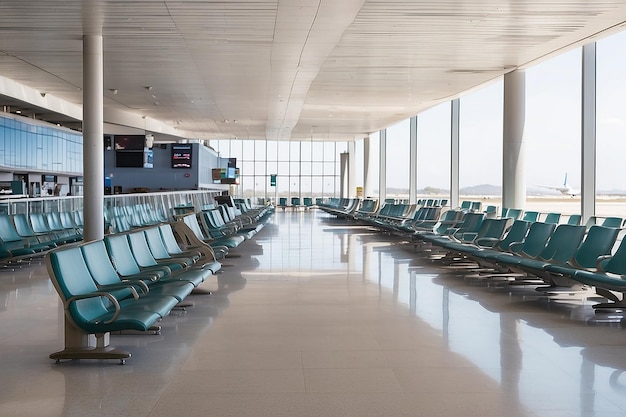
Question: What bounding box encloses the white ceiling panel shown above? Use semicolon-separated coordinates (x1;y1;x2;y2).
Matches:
0;0;624;141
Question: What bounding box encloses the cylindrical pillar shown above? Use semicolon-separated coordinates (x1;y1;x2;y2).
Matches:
581;43;596;223
502;70;526;210
409;116;418;204
363;135;374;198
379;129;387;203
83;34;104;241
450;99;460;209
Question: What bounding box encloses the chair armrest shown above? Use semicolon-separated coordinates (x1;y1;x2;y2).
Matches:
65;292;121;324
96;283;142;298
474;237;499;248
596;255;612;272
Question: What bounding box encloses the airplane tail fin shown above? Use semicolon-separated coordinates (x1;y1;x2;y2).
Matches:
563;173;568;187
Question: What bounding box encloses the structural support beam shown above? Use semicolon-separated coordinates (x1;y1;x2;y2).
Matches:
502;70;526;210
450;99;460;209
340;152;349;198
83;34;104;241
363;135;374;198
379;129;387;203
581;43;597;223
348;141;356;198
409;116;418;204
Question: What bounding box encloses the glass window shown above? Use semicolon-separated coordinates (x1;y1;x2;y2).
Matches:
385;119;410;200
266;140;278;161
459;80;503;194
597;31;626;216
525;48;581;204
301;141;312;162
289;142;300;160
323;142;335;161
312;142;324;161
417;102;451;198
241;140;255;160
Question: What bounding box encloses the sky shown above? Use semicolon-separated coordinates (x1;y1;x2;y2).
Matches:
382;29;626;192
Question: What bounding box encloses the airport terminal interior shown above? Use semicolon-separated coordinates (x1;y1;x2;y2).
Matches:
4;1;626;417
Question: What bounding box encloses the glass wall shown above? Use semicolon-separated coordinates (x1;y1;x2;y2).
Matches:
597;31;626;216
459;80;503;205
210;139;347;202
385;118;411;201
525;48;582;205
0;113;83;174
417;102;452;201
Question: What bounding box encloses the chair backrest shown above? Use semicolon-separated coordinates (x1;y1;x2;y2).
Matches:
158;224;185;255
451;212;484;237
432;209;464;234
601;217;623;228
521;211;539;222
12;213;36;237
461;218;510;243
45;212;64;231
535;224;586;262
543;212;561;224
460;201;471;210
600;238;626;275
0;214;24;243
183;214;209;240
127;231;160;268
514;222;556;257
279;198;287;206
103;234;143;276
571;226;620;269
144;227;173;260
495;220;530;251
567;214;581;226
46;247;110;326
503;208;523;220
29;213;51;234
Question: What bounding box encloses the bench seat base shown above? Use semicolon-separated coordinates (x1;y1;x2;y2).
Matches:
50;346;130;364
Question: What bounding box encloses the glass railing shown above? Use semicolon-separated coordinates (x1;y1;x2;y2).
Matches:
0;189;224;221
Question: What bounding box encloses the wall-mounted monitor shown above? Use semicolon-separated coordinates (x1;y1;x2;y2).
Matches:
171;144;193;169
114;135;145;150
116;151;144;167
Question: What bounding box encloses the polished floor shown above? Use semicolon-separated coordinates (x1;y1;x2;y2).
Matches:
2;210;626;417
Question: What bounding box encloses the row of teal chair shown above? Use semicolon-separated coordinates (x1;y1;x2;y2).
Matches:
46;222;220;364
0;211;83;264
414;211;626;311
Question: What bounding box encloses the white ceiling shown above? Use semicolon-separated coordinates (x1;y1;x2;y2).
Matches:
0;0;625;142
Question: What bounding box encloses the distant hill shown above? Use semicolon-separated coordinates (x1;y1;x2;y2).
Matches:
460;184;501;195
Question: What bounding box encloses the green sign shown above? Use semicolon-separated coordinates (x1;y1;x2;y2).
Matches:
270;174;276;187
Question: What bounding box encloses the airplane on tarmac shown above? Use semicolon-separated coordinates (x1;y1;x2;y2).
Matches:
537;173;579;197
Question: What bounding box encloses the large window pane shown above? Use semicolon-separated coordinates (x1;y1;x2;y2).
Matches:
459;80;503;196
525;48;581;211
385;118;410;200
417;102;451;198
597;31;626;216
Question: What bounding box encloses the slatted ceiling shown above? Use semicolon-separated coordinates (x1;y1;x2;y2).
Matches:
0;1;625;140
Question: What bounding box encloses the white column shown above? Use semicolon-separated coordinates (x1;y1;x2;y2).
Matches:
379;129;387;203
83;34;104;241
348;141;356;197
581;43;596;223
409;116;418;204
339;152;349;198
363;135;374;197
502;70;526;210
450;99;460;209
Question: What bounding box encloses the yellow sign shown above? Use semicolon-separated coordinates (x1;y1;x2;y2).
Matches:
356;186;363;197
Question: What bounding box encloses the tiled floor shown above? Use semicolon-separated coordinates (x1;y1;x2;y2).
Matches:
2;209;626;416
